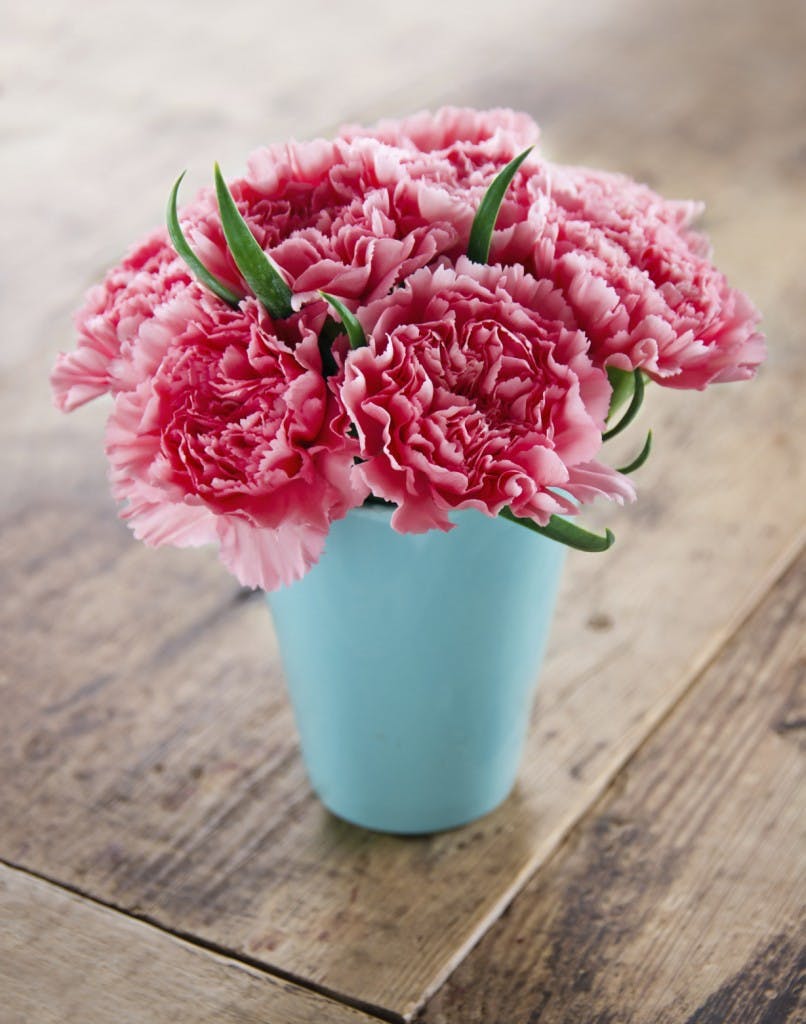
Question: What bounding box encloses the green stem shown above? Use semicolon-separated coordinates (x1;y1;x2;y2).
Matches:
500;507;615;552
467;147;534;264
320;292;367;349
214;163;293;319
167;172;243;306
616;430;653;474
603;370;645;441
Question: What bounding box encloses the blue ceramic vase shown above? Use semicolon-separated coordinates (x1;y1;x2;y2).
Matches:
266;505;565;834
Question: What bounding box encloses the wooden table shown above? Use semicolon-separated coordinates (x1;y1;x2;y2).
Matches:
2;1;804;1020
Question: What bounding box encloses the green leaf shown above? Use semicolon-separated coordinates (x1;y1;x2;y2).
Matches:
167;172;243;306
320;292;367;350
616;429;653;474
213;163;293;319
500;507;615;552
606;366;636;423
317;316;341;378
467;147;534;264
603;369;645;441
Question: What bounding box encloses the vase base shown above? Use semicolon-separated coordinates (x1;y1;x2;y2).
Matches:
314;782;515;836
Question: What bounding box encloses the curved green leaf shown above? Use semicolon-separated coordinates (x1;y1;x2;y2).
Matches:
500;507;615;552
320;292;367;350
616;429;653;475
167;172;243;306
213;163;293;319
467;147;534;264
603;369;645;441
317;316;342;378
606;366;636;423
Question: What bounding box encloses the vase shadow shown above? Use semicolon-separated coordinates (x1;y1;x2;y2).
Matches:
301;775;541;1001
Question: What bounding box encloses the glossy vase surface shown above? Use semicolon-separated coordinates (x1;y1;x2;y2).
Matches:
267;505;565;834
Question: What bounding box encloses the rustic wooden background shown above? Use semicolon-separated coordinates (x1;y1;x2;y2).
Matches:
1;0;804;1021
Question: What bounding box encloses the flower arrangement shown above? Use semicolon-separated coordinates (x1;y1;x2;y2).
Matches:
52;108;764;591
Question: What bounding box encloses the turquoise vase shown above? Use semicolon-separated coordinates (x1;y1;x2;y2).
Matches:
267;505;565;834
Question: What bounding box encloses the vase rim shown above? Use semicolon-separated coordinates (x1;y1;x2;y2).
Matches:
349;502;504;529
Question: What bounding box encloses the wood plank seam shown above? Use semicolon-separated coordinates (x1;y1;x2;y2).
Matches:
409;530;806;1020
0;856;403;1024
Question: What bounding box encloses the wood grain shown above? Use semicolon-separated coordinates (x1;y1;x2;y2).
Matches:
2;0;805;1020
0;863;382;1024
421;553;806;1024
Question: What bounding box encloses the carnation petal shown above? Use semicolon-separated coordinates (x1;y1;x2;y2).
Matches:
51;347;114;411
216;516;327;590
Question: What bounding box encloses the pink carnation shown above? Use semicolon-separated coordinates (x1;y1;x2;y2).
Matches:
239;136;461;307
340;106;539;160
107;291;367;589
493;163;765;389
339;259;634;533
51;108;766;590
340;107;543;252
51;230;189;411
52;136;464;412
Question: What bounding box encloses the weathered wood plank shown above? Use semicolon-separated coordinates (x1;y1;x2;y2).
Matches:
420;554;806;1024
0;863;383;1024
2;0;805;1020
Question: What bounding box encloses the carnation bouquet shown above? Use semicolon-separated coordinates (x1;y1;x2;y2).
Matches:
51;107;766;832
52;108;764;591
